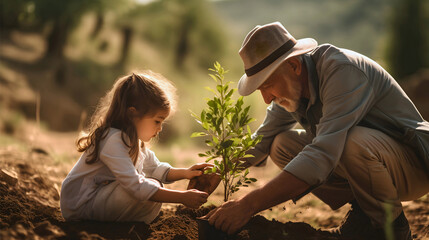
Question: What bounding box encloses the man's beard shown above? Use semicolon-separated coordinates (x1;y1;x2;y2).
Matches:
274;97;300;112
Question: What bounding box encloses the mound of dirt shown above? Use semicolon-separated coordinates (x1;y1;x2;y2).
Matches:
0;147;428;239
0;148;340;240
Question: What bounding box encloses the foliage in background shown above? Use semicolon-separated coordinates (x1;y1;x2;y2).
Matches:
0;0;133;59
191;62;262;201
213;0;391;59
134;0;227;70
1;0;428;136
384;0;429;79
0;0;233;133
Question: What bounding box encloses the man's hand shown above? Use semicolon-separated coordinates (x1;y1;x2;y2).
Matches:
200;198;254;235
199;171;310;235
187;169;221;195
180;189;209;209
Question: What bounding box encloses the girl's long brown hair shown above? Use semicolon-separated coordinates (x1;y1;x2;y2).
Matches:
77;71;176;165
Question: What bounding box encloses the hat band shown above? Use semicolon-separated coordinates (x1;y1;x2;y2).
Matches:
245;38;297;77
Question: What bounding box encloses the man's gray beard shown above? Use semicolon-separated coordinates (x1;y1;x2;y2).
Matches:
274;98;299;112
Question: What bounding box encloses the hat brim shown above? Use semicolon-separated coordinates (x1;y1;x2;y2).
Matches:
238;38;318;96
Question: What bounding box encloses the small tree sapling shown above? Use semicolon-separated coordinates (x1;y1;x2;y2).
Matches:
191;62;262;202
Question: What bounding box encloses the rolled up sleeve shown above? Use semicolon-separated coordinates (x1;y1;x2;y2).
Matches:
284;65;375;186
142;149;172;183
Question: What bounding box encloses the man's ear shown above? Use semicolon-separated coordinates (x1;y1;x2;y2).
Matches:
287;57;302;75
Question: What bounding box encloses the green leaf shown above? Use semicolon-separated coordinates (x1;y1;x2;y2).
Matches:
191;132;207;138
221;139;234;149
224;85;229;95
202;121;209;130
209;74;218;82
204;86;217;95
205;140;213;147
225;89;236;99
207;100;216;109
216;84;223;94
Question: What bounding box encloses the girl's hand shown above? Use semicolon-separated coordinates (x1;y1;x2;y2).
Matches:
185;163;214;179
187;171;221;196
181;189;209;209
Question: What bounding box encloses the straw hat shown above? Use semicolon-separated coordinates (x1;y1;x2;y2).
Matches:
237;22;318;96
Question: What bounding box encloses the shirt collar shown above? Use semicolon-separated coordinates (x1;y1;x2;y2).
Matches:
302;53;319;110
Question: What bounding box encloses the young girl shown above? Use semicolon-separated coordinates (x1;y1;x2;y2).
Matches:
60;72;209;223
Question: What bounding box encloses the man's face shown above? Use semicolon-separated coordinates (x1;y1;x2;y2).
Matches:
257;60;303;112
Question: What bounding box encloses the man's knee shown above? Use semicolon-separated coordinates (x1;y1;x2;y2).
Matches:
270;130;310;168
340;127;378;168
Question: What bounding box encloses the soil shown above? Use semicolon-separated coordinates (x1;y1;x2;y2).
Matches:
0;147;337;240
1;146;428;240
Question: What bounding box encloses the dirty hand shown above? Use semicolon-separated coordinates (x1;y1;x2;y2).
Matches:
187;168;221;195
201;198;254;235
181;189;209;209
184;163;214;179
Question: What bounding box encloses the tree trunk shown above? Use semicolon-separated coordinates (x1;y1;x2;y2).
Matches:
45;19;70;59
91;13;104;39
175;23;190;69
118;26;133;66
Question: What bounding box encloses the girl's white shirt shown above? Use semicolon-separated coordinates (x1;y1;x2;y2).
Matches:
60;128;171;220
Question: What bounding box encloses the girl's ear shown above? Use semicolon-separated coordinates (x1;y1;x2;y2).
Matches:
127;107;137;119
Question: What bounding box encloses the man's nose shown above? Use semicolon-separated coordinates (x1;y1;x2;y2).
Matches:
261;90;274;104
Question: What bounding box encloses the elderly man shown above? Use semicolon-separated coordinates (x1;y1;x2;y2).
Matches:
202;22;429;239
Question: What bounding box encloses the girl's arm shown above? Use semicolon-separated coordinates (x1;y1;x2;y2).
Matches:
166;163;213;182
149;187;208;209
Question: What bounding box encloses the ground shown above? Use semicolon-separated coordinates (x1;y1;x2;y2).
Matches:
0;125;428;240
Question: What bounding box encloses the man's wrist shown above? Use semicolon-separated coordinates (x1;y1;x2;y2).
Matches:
239;192;259;216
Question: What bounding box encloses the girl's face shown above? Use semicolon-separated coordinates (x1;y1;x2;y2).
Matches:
133;109;170;142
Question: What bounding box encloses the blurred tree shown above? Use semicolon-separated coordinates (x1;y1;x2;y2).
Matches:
118;26;134;65
90;12;105;39
385;0;429;80
36;0;133;59
114;4;144;67
132;0;227;70
0;0;36;34
0;0;133;59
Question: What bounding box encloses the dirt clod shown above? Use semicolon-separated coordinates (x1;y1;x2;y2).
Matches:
0;169;18;186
